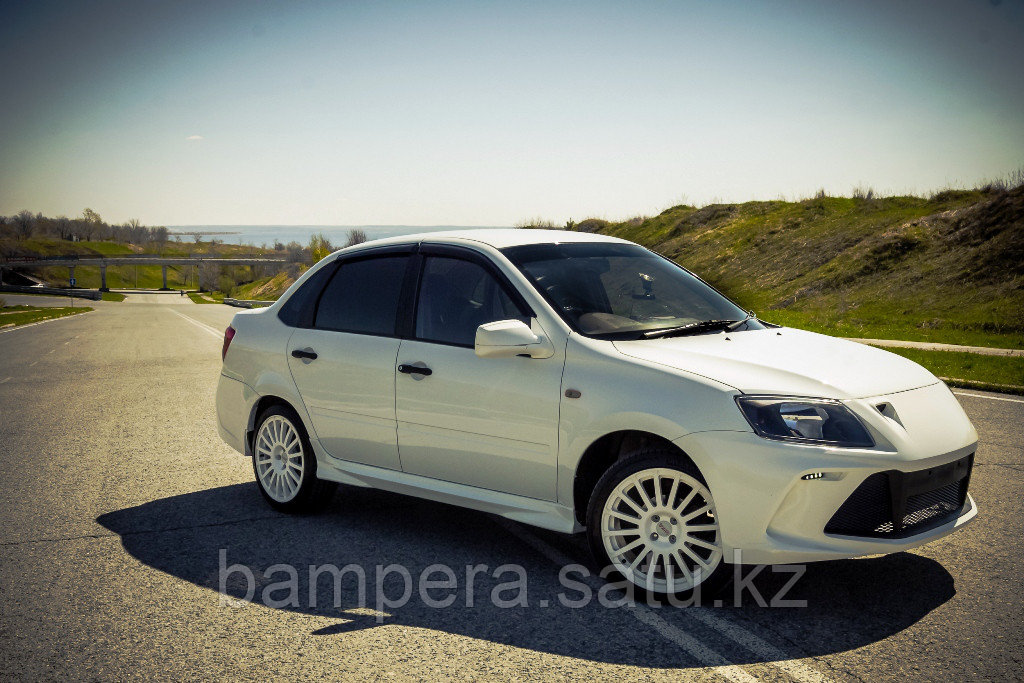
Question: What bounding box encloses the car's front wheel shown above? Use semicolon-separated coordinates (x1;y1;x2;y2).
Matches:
587;450;727;599
252;404;337;512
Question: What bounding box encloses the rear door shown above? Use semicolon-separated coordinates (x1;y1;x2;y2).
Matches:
395;247;563;500
287;248;413;470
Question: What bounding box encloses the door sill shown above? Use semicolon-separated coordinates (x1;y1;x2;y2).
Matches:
316;454;580;534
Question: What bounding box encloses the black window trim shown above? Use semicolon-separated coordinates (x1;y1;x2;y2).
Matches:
280;241;538;346
309;244;418;338
407;243;536;350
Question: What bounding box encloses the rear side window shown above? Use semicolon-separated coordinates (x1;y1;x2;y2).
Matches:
277;263;336;327
314;255;410;335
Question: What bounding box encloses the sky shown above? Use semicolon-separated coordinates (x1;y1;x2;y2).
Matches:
1;0;1022;227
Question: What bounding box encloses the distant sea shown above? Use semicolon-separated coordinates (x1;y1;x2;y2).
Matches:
165;225;508;248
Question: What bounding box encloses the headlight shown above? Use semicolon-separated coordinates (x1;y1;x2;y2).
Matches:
735;396;874;448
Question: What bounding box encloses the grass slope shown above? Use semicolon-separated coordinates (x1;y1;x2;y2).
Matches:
595;187;1024;349
878;346;1024;389
230;269;302;301
0;305;93;328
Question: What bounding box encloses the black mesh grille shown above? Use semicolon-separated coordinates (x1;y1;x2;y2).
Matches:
902;479;965;532
825;455;972;539
824;473;892;536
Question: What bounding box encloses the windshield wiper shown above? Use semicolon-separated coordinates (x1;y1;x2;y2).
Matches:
642;313;754;339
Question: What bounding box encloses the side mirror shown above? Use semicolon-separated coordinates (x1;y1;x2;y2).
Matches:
475;319;552;359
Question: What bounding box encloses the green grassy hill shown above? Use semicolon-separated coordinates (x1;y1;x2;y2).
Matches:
590;187;1024;349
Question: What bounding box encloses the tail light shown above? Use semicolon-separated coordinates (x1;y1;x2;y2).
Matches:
222;325;236;361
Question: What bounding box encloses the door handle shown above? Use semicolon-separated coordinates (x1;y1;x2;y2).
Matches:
398;363;432;376
291;348;318;360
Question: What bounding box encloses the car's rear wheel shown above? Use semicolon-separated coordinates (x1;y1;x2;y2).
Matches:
252;404;336;512
587;450;727;599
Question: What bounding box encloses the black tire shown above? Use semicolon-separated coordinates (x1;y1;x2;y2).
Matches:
251;404;337;513
586;449;729;603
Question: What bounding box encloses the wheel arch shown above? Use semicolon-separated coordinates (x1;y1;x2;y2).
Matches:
572;429;699;526
246;394;302;456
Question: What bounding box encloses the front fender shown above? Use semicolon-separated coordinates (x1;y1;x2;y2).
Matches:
556;336;751;507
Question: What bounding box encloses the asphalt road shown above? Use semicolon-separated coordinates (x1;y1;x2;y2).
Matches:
0;292;1021;680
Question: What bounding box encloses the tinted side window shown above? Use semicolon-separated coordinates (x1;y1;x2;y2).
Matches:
277;262;336;327
314;256;410;335
415;256;526;346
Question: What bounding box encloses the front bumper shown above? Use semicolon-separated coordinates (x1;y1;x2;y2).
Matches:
674;429;978;565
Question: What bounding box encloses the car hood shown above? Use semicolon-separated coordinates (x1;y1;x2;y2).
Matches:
613;327;939;399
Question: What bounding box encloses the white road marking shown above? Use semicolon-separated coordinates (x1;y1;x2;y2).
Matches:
170;310;223;339
29;361;38;367
0;377;10;384
628;606;759;683
953;391;1024;405
494;517;830;682
686;609;830;683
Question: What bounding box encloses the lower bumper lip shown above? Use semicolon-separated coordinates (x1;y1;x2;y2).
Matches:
672;429;978;565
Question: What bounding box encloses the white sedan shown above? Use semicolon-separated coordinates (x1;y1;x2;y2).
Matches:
216;229;978;597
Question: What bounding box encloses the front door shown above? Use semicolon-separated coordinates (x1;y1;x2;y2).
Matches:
395;253;563;500
287;253;411;470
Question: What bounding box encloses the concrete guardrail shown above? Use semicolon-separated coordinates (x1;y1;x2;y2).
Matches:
0;285;101;300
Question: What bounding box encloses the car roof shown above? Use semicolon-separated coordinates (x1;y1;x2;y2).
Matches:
343;228;631;252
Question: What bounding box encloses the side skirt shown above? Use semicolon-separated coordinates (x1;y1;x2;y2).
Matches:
315;448;582;534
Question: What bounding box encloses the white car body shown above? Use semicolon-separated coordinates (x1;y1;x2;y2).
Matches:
216;229;978;567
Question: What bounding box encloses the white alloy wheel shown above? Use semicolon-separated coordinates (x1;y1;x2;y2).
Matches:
254;414;306;503
600;467;722;594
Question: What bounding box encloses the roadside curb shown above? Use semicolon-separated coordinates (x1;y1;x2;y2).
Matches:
223;298;273;308
0;308;95;335
847;337;1024;357
942;377;1024;397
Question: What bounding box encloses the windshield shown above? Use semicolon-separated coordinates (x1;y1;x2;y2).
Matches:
501;242;759;339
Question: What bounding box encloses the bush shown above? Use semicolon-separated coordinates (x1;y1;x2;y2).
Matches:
514;217;557;229
575;218;610;233
930;189;975;203
345;229;368;247
852;185;875;200
309;233;334;262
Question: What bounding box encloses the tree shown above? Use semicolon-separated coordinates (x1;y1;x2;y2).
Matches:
309;232;334;263
78;208;105;241
198;262;221;292
123;219;148;244
55;216;73;240
152;226;169;248
345;229;367;247
13;210;34;239
285;241;306;263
